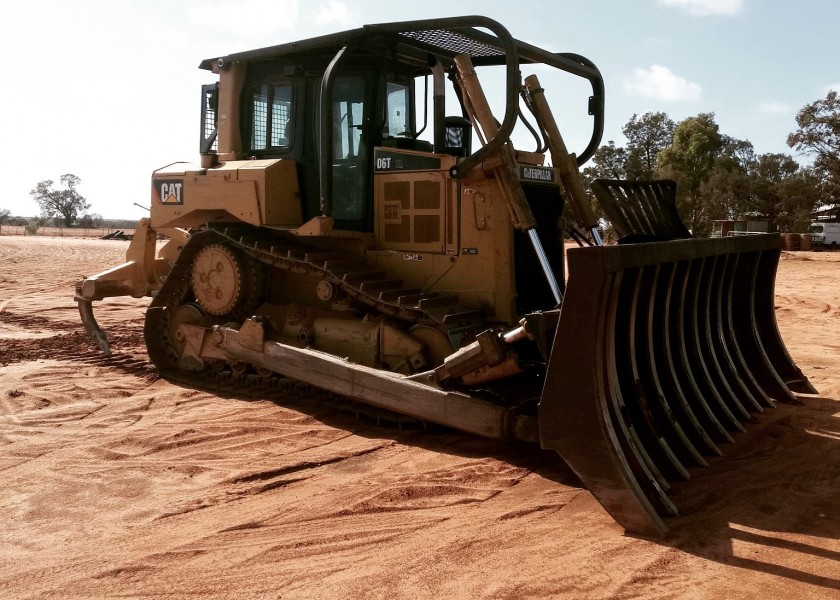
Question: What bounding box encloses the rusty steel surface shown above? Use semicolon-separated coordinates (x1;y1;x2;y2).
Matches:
538;233;814;536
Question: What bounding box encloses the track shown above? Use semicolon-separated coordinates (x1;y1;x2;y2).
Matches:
141;226;467;427
142;225;506;406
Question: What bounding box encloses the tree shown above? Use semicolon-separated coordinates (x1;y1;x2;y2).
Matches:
749;153;819;232
622;112;675;180
788;90;840;210
721;135;757;172
0;208;9;234
25;217;43;236
582;140;628;181
698;157;750;224
77;213;103;228
695;136;756;225
657;113;724;233
29;174;90;228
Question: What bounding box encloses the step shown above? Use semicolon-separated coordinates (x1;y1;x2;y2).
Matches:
418;295;460;311
304;251;350;266
442;309;487;327
359;279;404;294
323;258;367;274
343;270;388;284
379;287;422;302
398;292;439;308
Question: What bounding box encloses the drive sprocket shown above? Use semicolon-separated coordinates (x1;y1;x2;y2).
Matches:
191;243;245;316
191;243;264;318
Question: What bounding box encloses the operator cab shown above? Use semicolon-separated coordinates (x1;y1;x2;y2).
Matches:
199;32;479;234
199;55;443;232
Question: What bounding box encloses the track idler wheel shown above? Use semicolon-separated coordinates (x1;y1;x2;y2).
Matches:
168;303;206;360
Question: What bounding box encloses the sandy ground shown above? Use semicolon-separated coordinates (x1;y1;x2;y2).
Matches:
0;235;838;600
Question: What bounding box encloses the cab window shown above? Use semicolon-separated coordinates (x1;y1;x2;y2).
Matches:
331;76;368;222
250;81;293;151
384;81;410;138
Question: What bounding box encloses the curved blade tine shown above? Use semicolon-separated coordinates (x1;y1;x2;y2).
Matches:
735;248;815;397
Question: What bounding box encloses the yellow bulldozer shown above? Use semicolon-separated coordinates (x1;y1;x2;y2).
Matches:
76;16;815;536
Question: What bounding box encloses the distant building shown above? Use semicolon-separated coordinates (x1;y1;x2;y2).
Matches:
812;204;839;223
710;216;770;238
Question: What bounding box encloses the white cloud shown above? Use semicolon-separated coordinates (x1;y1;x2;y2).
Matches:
658;0;743;16
757;101;790;115
623;65;702;102
314;0;356;26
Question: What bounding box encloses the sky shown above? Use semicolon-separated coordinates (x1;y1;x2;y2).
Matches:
1;0;839;220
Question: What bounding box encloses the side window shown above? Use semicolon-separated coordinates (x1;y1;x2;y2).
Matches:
384;82;410;138
250;81;293;151
200;83;218;154
332;76;365;160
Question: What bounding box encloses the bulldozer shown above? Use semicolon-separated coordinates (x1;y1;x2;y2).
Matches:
75;16;816;537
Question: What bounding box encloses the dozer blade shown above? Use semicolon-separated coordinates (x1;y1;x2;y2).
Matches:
539;234;815;536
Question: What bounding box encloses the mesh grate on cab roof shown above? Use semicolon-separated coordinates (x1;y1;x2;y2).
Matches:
397;29;504;58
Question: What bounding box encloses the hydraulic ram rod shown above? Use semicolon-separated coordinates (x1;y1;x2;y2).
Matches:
524;74;603;246
454;54;563;305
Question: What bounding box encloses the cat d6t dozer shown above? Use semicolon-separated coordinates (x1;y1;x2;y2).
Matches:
75;16;815;536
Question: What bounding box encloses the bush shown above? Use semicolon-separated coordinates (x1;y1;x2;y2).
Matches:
25;219;42;235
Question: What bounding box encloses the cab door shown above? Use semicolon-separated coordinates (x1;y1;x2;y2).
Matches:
330;74;372;229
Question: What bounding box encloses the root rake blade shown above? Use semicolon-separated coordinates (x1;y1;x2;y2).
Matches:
538;234;814;536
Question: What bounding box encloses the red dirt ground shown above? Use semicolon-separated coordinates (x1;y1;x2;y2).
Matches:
1;236;838;599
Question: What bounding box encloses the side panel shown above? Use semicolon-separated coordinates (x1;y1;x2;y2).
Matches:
367;163;517;325
374;159;457;255
239;160;302;226
151;159;301;229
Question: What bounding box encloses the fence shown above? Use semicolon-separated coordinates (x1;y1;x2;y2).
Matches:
0;225;135;238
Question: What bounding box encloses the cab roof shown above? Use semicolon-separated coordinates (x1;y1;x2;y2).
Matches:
199;15;598;81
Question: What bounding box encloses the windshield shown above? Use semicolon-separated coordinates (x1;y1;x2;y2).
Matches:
810;224;824;234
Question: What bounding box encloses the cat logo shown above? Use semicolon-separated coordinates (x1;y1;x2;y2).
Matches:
155;180;184;205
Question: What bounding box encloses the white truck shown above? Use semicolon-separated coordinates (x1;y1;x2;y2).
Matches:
810;222;840;249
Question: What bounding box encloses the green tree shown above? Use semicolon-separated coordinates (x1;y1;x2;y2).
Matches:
695;137;756;225
622;112;675;180
25;217;43;235
657;113;725;234
787;89;840;211
77;213;103;228
749;153;819;232
29;174;90;228
699;159;750;224
721;135;757;171
582;140;628;181
0;208;10;234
